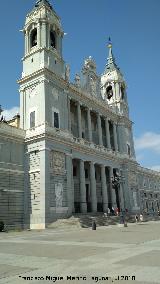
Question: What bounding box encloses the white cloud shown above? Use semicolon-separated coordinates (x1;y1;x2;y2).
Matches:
134;132;160;154
2;106;19;121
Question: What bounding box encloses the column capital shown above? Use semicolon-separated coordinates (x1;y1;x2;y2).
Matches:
100;164;105;169
77;101;82;106
89;161;95;165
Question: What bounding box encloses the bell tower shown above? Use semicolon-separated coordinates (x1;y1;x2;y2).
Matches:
22;0;64;77
101;39;136;159
101;39;129;117
18;0;66;130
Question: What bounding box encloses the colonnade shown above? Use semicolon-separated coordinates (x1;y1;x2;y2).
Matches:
69;98;119;151
72;159;125;213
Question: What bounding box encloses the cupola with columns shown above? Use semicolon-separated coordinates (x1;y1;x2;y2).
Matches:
101;39;129;117
22;0;65;78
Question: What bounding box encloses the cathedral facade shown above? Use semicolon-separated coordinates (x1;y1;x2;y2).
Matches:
0;0;160;229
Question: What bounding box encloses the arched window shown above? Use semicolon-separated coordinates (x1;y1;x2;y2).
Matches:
31;28;37;48
106;85;113;100
50;31;56;48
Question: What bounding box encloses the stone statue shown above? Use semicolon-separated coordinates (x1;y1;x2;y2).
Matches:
65;64;70;82
55;183;63;208
90;77;96;96
74;73;80;87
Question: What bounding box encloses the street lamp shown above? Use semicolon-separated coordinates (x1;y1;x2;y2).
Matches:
111;170;126;225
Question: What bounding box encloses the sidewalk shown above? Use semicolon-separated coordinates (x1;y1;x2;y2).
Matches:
0;221;160;284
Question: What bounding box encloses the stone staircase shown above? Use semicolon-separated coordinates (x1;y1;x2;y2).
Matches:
47;213;136;229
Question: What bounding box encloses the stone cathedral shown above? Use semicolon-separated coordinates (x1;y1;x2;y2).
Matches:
0;0;160;229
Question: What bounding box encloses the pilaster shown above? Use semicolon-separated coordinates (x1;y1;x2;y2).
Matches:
41;22;47;47
37;22;41;48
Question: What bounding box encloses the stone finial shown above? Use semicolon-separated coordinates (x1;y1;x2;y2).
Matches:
83;56;96;73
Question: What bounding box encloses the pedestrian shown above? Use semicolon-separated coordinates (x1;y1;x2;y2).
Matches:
107;207;110;215
139;213;143;222
115;207;119;216
135;214;138;223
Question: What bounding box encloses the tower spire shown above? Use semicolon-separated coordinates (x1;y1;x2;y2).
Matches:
104;37;118;73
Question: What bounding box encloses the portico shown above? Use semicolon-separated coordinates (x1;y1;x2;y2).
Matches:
71;158;125;214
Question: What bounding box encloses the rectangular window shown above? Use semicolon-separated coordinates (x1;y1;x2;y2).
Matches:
54;112;59;128
30;111;35;128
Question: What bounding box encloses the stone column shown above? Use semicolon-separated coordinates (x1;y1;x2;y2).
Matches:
97;113;103;146
87;108;92;142
100;165;108;212
90;162;97;212
24;32;27;54
41;22;47;47
47;23;51;48
77;102;82;138
66;154;73;215
79;160;87;213
37;22;41;48
68;96;71;132
113;123;118;151
109;167;117;208
119;184;125;210
26;30;29;54
105;118;111;149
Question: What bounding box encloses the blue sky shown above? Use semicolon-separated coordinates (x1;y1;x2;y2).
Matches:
1;0;160;170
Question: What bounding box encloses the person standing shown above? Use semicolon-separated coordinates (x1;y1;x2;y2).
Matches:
135;214;138;223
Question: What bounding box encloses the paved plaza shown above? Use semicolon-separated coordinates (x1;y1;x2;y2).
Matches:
0;221;160;284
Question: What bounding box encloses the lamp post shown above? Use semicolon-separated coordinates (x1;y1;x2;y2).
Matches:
111;170;126;224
